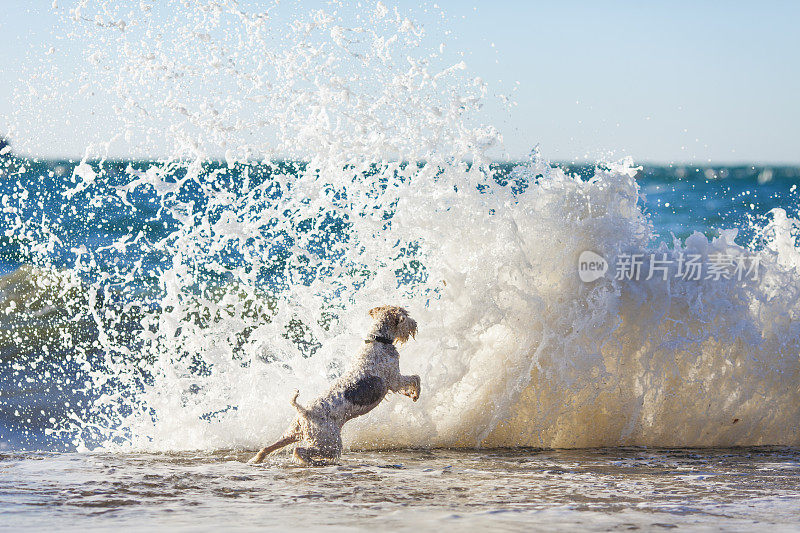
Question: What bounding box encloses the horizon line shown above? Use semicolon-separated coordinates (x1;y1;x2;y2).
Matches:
3;152;800;168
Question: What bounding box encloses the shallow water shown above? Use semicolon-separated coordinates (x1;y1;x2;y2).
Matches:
3;447;800;531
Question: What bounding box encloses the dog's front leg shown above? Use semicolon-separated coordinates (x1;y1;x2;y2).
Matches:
393;374;421;402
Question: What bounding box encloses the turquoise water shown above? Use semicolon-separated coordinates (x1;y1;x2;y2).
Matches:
2;158;800;453
3;159;798;277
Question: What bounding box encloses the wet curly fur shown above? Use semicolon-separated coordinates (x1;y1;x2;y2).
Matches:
249;305;420;465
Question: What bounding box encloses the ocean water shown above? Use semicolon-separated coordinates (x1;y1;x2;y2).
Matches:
2;1;800;530
3;157;800;531
3;448;800;531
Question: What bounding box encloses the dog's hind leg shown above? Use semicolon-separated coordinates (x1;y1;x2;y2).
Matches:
292;446;314;465
293;446;336;466
249;433;298;464
293;424;341;466
250;416;301;464
250;391;309;464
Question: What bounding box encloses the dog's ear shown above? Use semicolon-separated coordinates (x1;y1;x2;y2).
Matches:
369;305;407;323
395;307;410;324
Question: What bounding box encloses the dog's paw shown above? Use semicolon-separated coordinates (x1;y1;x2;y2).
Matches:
411;375;421;401
249;449;267;464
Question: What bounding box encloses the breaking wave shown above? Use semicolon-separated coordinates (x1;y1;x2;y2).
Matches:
2;0;799;452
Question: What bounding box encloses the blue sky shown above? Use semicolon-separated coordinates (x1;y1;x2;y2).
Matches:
1;1;798;163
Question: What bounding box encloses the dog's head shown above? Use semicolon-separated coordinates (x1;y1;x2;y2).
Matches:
368;305;417;344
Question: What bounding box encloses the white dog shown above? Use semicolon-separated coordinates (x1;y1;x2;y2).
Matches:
250;305;420;465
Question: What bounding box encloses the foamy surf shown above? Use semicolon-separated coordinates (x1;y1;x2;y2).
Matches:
3;156;799;452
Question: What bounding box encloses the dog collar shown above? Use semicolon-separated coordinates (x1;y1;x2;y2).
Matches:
365;335;394;345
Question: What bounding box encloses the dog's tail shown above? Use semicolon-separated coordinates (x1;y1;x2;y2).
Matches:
290;389;309;416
